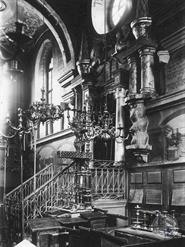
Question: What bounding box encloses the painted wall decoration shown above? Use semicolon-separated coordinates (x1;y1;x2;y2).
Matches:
163;114;185;160
149;113;185;162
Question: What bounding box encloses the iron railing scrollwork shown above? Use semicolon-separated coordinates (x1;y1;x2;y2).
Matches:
5;159;125;240
91;160;125;200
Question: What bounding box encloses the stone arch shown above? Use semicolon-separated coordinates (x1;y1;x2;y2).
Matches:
25;0;75;67
160;109;185;128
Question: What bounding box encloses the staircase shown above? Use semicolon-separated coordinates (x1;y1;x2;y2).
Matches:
4;156;125;240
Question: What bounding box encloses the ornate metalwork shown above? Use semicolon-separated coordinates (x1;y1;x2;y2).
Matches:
5;159;125;237
25;88;67;125
131;17;152;40
91;160;125;200
57;151;92;160
5;163;56;202
67;103;124;147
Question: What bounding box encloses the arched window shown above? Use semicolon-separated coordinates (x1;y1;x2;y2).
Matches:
34;40;64;139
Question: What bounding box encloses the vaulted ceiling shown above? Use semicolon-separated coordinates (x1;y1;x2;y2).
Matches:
0;0;180;62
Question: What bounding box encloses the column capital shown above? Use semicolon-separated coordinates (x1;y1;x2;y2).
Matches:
139;46;156;56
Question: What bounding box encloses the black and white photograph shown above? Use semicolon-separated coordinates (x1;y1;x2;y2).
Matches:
0;0;185;246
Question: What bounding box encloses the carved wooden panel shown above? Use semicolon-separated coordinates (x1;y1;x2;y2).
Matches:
145;189;162;205
130;172;143;184
147;171;162;184
173;169;185;183
172;187;185;206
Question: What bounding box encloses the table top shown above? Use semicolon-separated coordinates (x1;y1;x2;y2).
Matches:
57;216;88;226
80;211;107;220
28;217;62;232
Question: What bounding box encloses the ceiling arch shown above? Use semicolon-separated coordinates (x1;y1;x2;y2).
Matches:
0;0;75;68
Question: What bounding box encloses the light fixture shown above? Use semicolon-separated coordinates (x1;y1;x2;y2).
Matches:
26;88;66;125
67;100;125;147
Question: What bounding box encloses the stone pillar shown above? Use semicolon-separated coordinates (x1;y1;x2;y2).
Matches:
139;47;156;96
114;87;126;165
127;56;137;96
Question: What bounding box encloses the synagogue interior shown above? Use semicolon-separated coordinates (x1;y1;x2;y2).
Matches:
0;0;185;246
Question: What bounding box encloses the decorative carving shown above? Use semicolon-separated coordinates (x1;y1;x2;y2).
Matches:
127;56;137;96
90;47;101;70
139;47;156;97
127;100;151;150
131;17;152;40
157;50;170;64
57;151;92;160
114;31;128;53
76;59;91;78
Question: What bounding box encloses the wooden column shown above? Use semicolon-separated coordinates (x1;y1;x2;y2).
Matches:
139;47;156;96
127;56;137;96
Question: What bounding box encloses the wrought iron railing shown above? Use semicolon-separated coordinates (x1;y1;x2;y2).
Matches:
5;162;76;238
91;160;125;200
5;163;56;203
22;162;76;231
5;159;126;240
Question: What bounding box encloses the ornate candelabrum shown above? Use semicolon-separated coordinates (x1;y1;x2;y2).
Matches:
26;88;66;125
66;102;125;152
1;95;67;237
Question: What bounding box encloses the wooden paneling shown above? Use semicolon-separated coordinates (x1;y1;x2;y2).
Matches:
128;163;185;229
130;173;143;184
147;171;162;184
173;169;185;183
172;187;185;206
145;189;162;205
